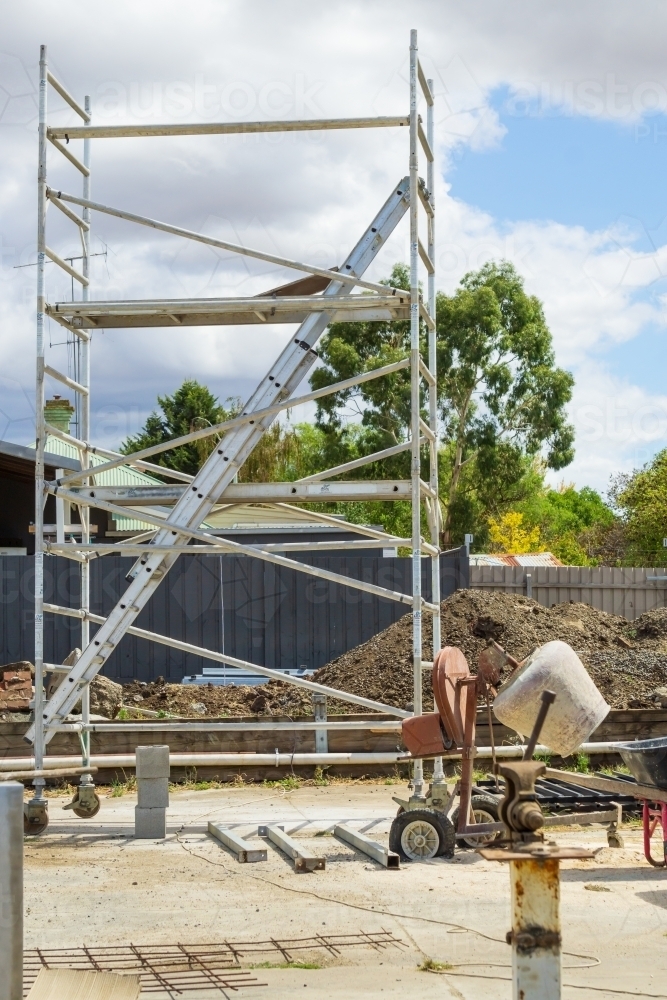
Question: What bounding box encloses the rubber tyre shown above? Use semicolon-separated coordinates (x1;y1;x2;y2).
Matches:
24;804;49;837
71;791;101;819
389;809;454;861
451;794;502;849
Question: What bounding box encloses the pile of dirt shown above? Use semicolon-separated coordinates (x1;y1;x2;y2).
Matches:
584;651;667;709
313;589;638;712
122;676;313;718
116;590;667;716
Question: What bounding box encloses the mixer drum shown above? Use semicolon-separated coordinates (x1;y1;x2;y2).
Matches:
492;640;610;756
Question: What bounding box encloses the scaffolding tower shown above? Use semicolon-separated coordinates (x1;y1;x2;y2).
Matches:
26;30;442;829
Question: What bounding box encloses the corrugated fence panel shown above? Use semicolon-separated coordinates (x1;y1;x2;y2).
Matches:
0;549;468;682
470;565;667;620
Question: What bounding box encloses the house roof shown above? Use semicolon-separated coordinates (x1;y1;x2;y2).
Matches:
1;438;349;535
469;551;563;568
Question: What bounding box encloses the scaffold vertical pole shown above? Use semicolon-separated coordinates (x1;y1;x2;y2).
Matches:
427;77;444;787
409;29;423;798
79;94;93;785
32;44;48;798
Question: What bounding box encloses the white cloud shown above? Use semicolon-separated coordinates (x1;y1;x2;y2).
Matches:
2;0;667;489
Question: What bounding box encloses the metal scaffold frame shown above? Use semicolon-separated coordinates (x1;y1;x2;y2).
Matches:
28;30;441;817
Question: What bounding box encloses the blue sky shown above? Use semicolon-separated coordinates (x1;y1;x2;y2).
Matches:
445;88;667;463
450;88;667;234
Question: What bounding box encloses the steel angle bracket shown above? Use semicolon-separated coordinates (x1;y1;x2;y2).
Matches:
27;177;410;746
334;823;400;868
208;822;267;863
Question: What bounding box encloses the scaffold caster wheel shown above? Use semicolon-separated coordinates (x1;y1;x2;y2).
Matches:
24;801;49;836
389;809;454;861
64;786;101;819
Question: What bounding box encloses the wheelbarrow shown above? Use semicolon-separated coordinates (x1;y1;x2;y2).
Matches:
616;736;667;868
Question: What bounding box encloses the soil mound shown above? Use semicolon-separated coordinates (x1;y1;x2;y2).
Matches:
313;589;636;712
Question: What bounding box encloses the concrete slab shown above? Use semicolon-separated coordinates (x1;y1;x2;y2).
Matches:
24;784;667;1000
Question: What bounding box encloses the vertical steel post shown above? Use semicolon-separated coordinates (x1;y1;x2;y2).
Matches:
426;76;444;786
79;95;92;783
0;783;23;1000
510;858;561;1000
33;45;48;791
313;694;328;754
409;29;423;798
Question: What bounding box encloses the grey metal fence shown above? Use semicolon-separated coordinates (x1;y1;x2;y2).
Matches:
0;549;468;682
471;565;667;620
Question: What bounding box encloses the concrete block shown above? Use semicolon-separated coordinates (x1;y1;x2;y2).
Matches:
137;777;169;809
135;745;170;779
134;806;166;839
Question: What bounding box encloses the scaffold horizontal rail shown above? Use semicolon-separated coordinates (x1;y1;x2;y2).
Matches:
47;292;410;329
47;115;409;140
46;537;424;558
45;485;435;612
61;479;412;505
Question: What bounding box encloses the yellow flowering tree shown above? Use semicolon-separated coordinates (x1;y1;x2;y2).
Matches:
488;512;545;554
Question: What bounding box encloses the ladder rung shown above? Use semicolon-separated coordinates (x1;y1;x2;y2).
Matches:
47;135;90;176
419;358;435;385
44;246;89;285
44;364;88;395
418;238;434;274
418;62;434;106
418;180;434;217
418;122;433;162
419;302;435;330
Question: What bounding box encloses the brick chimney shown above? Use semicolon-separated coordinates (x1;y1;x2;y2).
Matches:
44;395;75;434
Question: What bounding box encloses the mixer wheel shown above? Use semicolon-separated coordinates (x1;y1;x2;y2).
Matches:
389;809;454;861
451;794;502;849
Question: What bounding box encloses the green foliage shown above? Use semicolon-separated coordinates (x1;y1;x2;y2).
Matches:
120;379;240;476
516;483;616;564
262;774;302;790
611;449;667;564
420;959;454;972
573;752;590;773
310;260;575;542
436;261;574;538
